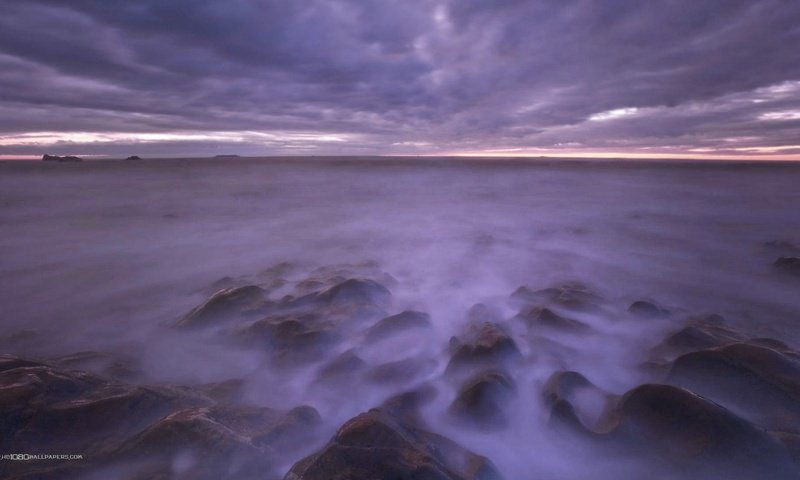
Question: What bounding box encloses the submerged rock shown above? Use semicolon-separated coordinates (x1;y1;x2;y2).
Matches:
515;306;589;332
628;300;671;319
449;370;516;430
284;409;503;480
512;282;602;311
365;310;432;341
315;349;367;384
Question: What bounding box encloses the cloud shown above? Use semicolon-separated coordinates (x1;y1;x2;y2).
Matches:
0;0;798;158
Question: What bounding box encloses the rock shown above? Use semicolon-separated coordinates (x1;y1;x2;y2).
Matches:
125;155;142;160
543;370;609;433
608;384;796;479
466;303;503;324
175;285;268;328
381;384;438;423
365;310;431;341
238;313;337;365
446;322;522;376
543;370;595;408
774;256;800;276
0;358;188;456
512;282;602;311
667;343;800;430
628;300;671;319
367;357;437;384
42;154;82;162
252;405;321;451
114;406;276;480
314;278;391;310
449;370;516;430
315;350;366;384
49;350;141;381
515;307;589;332
654;314;744;355
284;409;503;480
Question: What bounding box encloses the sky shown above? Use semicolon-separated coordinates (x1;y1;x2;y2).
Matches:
1;0;799;160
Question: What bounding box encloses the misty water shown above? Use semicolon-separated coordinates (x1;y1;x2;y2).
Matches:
2;157;800;479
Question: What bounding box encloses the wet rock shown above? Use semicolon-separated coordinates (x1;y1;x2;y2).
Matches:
628;300;671;319
543;370;609;433
543;370;595;408
667;343;800;430
314;278;391;310
512;282;602;311
367;357;437;384
381;384;438;423
49;350;141;381
446;322;522;376
238;313;337;365
466;303;503;324
365;310;431;341
284;409;503;480
653;314;744;356
175;285;268;328
252;405;322;451
516;307;589;332
114;406;274;480
608;384;796;479
449;370;516;430
548;381;796;479
0;359;187;455
295;262;396;295
774;256;800;276
315;349;366;384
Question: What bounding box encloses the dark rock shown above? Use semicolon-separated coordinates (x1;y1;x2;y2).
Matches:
543;370;595;408
365;310;431;341
654;314;744;355
449;370;516;430
42;154;82;162
239;313;337;365
125;155;142;160
608;384;796;479
446;322;522;376
315;349;366;384
628;300;671;319
367;357;437;384
381;384;438;423
314;278;391;310
774;256;800;276
175;285;268;328
252;405;321;451
512;282;602;311
667;343;800;430
516;307;589;332
284;409;503;480
466;303;503;324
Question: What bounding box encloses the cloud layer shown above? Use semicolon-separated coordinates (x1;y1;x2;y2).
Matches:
1;0;799;158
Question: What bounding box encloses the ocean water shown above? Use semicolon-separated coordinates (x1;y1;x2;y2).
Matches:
1;157;799;478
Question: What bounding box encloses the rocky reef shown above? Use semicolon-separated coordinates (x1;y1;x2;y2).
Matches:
3;261;800;479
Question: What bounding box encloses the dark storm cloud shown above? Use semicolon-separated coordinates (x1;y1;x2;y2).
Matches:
1;0;799;157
